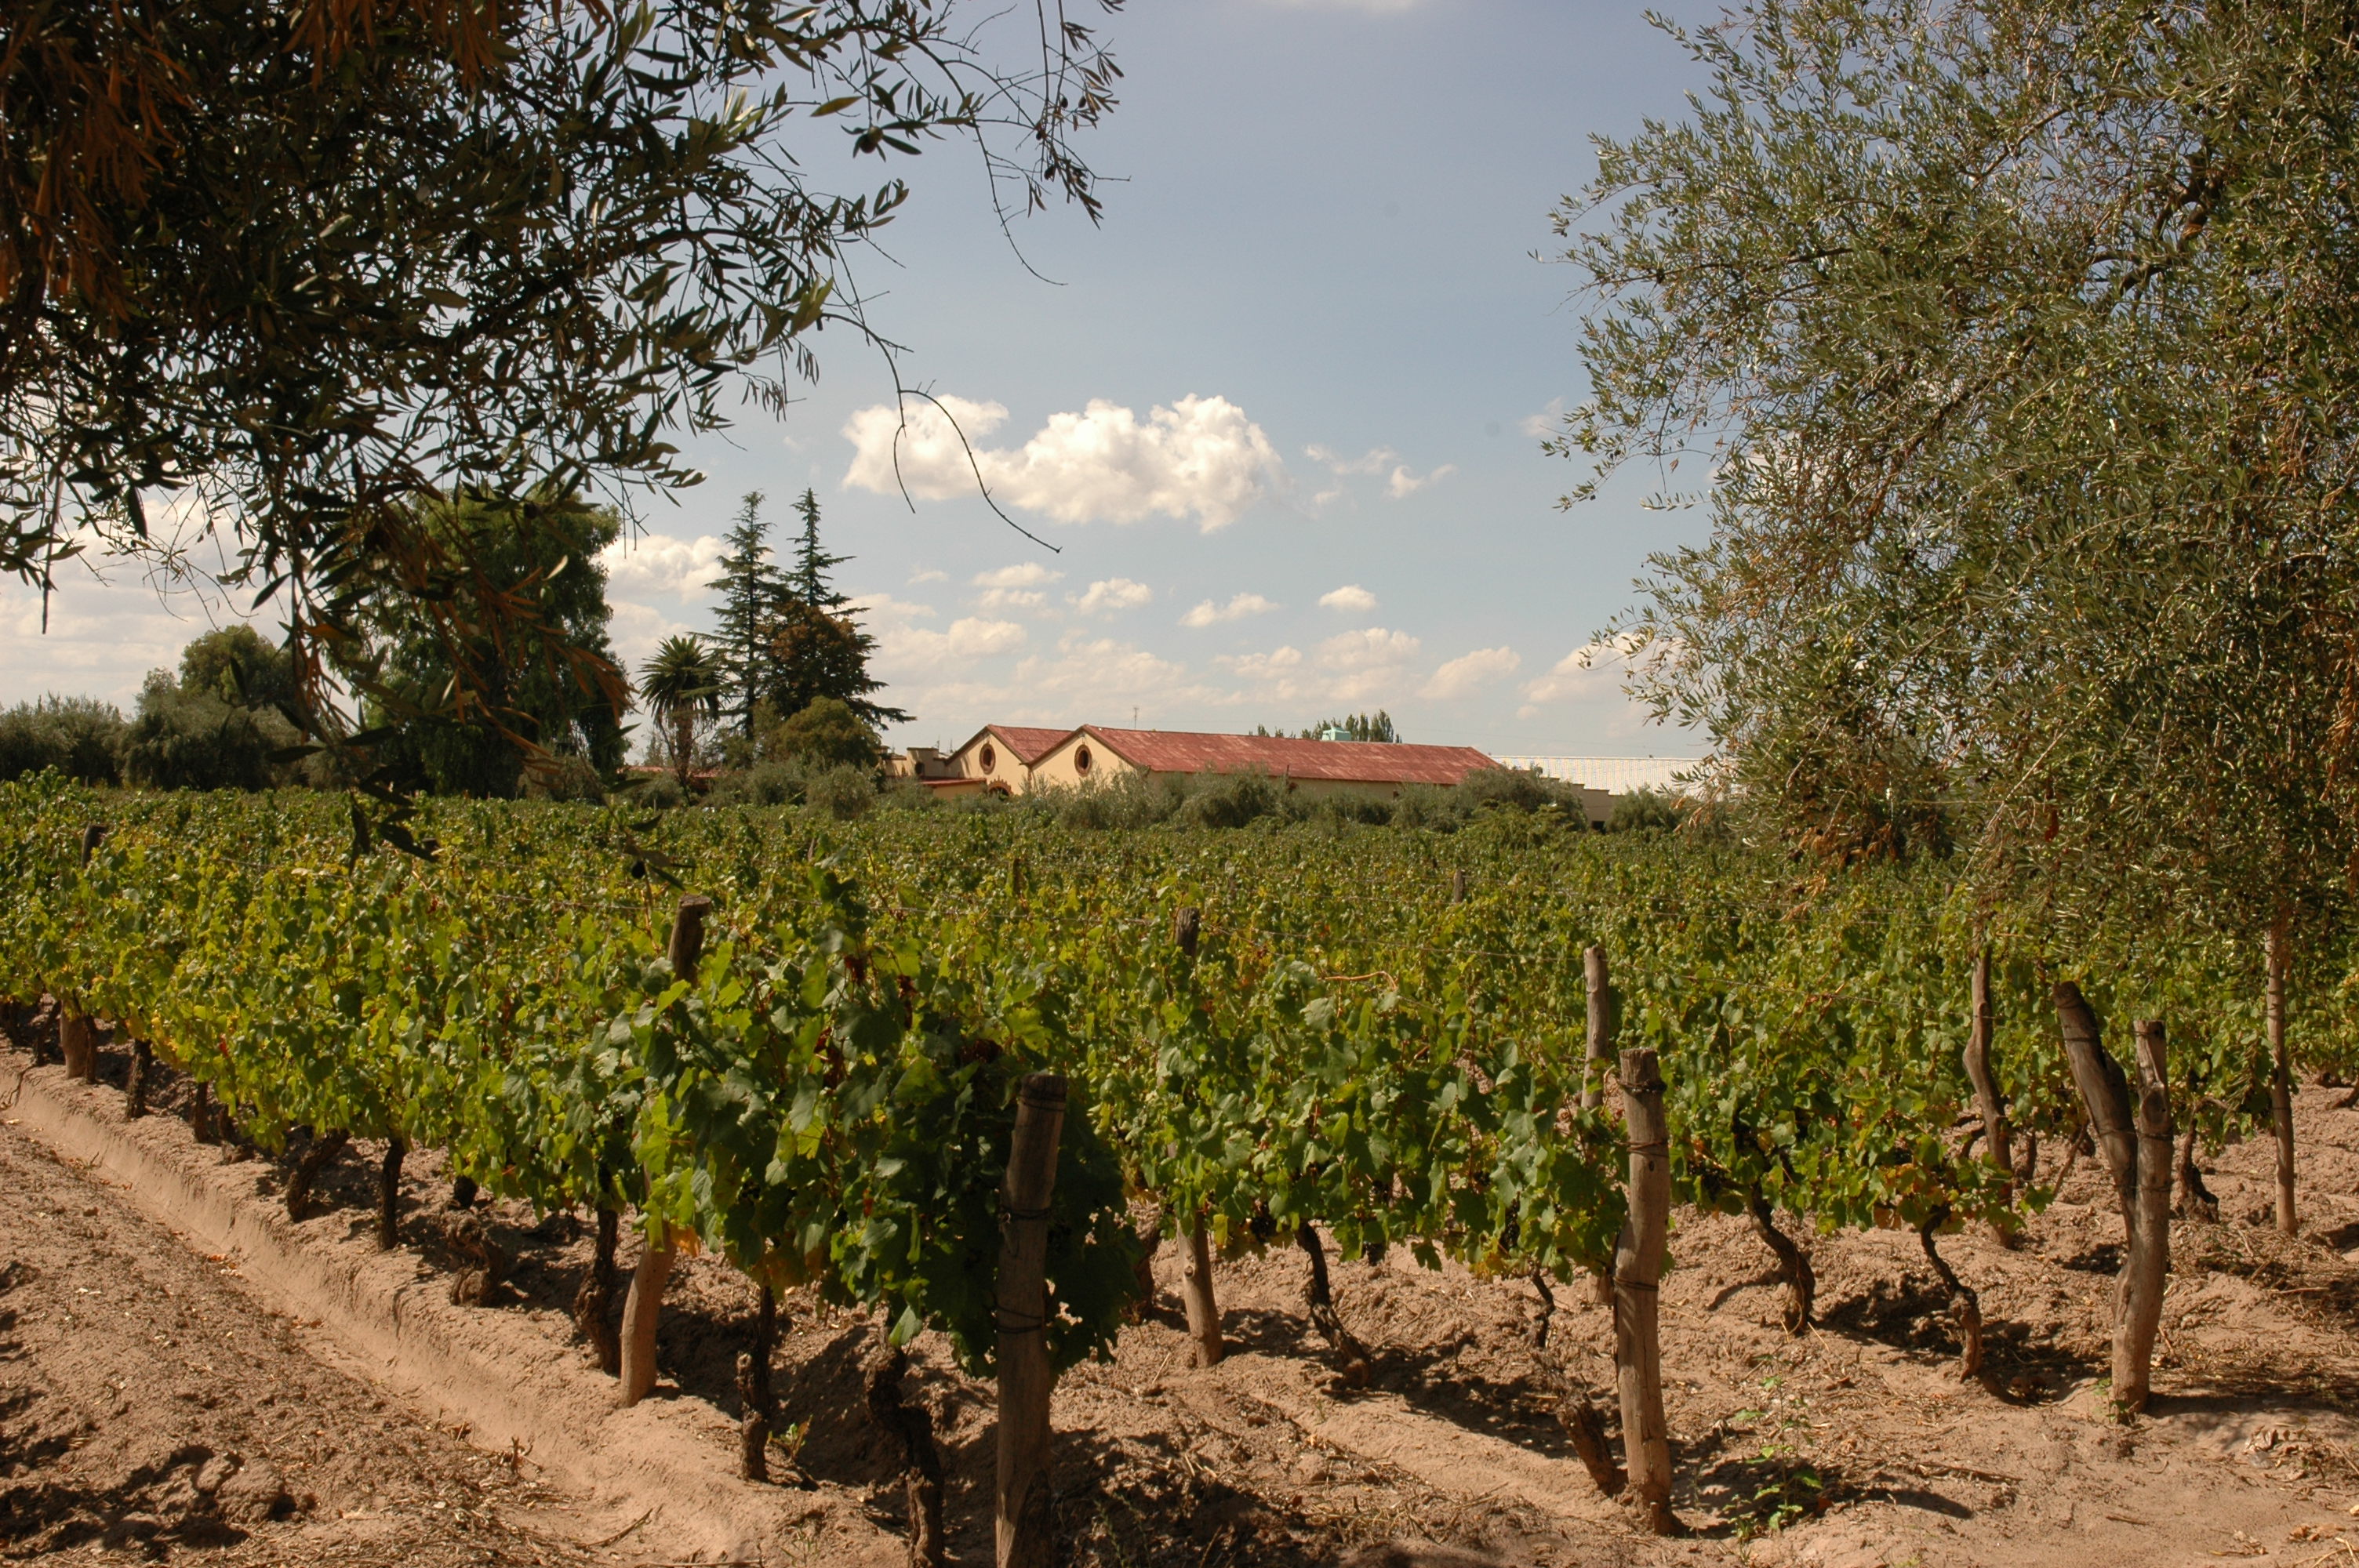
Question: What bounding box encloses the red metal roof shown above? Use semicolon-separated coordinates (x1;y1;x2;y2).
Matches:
957;724;1073;766
1074;727;1499;786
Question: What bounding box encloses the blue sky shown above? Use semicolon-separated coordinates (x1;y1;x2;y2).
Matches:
2;0;1713;758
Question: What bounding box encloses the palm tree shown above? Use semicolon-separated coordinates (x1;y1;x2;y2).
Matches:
638;636;722;788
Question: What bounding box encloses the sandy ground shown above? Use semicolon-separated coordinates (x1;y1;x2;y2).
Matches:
9;1019;2359;1566
0;1114;616;1565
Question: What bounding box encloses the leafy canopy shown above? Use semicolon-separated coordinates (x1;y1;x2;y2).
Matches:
3;0;1120;752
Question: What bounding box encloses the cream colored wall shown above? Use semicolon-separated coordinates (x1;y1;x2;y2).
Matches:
1025;741;1443;801
1027;735;1141;793
951;733;1030;793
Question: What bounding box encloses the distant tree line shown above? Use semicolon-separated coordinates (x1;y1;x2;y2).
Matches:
2;489;907;800
1251;711;1401;743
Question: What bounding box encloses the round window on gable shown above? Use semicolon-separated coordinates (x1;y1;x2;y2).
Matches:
1074;744;1093;776
980;742;997;772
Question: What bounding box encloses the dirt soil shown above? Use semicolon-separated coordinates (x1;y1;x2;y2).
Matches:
10;1023;2359;1568
0;1102;613;1564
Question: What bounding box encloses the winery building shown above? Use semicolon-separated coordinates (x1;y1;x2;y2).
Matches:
903;724;1501;802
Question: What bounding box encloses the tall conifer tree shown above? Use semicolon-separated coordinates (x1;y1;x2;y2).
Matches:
711;492;783;738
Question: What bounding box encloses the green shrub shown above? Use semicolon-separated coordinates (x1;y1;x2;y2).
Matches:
878;776;941;812
630;771;689;809
0;697;127;784
120;674;296;792
802;763;877;820
1461;766;1584;815
1609;787;1683;834
772;698;883;771
1180;770;1278;829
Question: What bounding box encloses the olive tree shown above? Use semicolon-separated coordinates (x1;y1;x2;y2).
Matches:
1555;0;2359;1234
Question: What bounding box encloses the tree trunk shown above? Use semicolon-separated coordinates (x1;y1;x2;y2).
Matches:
376;1138;406;1250
2114;1019;2173;1414
1613;1047;1677;1535
1180;1218;1223;1367
997;1073;1066;1568
2054;985;2136;1214
124;1040;151;1119
1917;1208;1982;1380
866;1344;947;1568
1529;1269;1625;1497
739;1285;776;1482
2055;983;2173;1413
619;1225;675;1406
191;1081;220;1145
2175;1124;2219;1221
1172;906;1200;958
1746;1189;1815;1333
574;1207;623;1375
617;894;711;1406
285;1129;349;1220
1296;1223;1373;1388
2267;920;2296;1236
1448;867;1468;905
1127;1210;1161;1318
1962;946;2016;1243
58;1011;95;1080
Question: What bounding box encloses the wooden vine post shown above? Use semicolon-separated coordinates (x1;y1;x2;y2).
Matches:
1584;944;1616;1304
619;894;710;1409
997;1073;1066;1568
2266;919;2296;1236
2054;982;2172;1414
1613;1047;1676;1534
1961;946;2016;1242
1581;946;1613;1112
1171;907;1224;1368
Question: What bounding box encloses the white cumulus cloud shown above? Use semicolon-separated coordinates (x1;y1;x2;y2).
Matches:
1180;593;1280;628
1012;632;1225;709
1521;397;1568;439
1072;578;1154;616
1216;645;1306;684
1422;646;1521;699
1319;626;1421;670
874;615;1027;674
1387;463;1456;499
1306;444;1398;476
1318;584;1378;613
970;562;1065;613
597;532;726;595
973;563;1062;589
1520;632;1648;707
1317;626;1421;701
843;394;1282;532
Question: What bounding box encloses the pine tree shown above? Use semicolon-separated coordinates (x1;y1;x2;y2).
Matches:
711;492;783;738
757;489;911;731
790;488;851;609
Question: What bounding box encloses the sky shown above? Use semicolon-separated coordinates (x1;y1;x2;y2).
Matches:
0;0;1717;759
